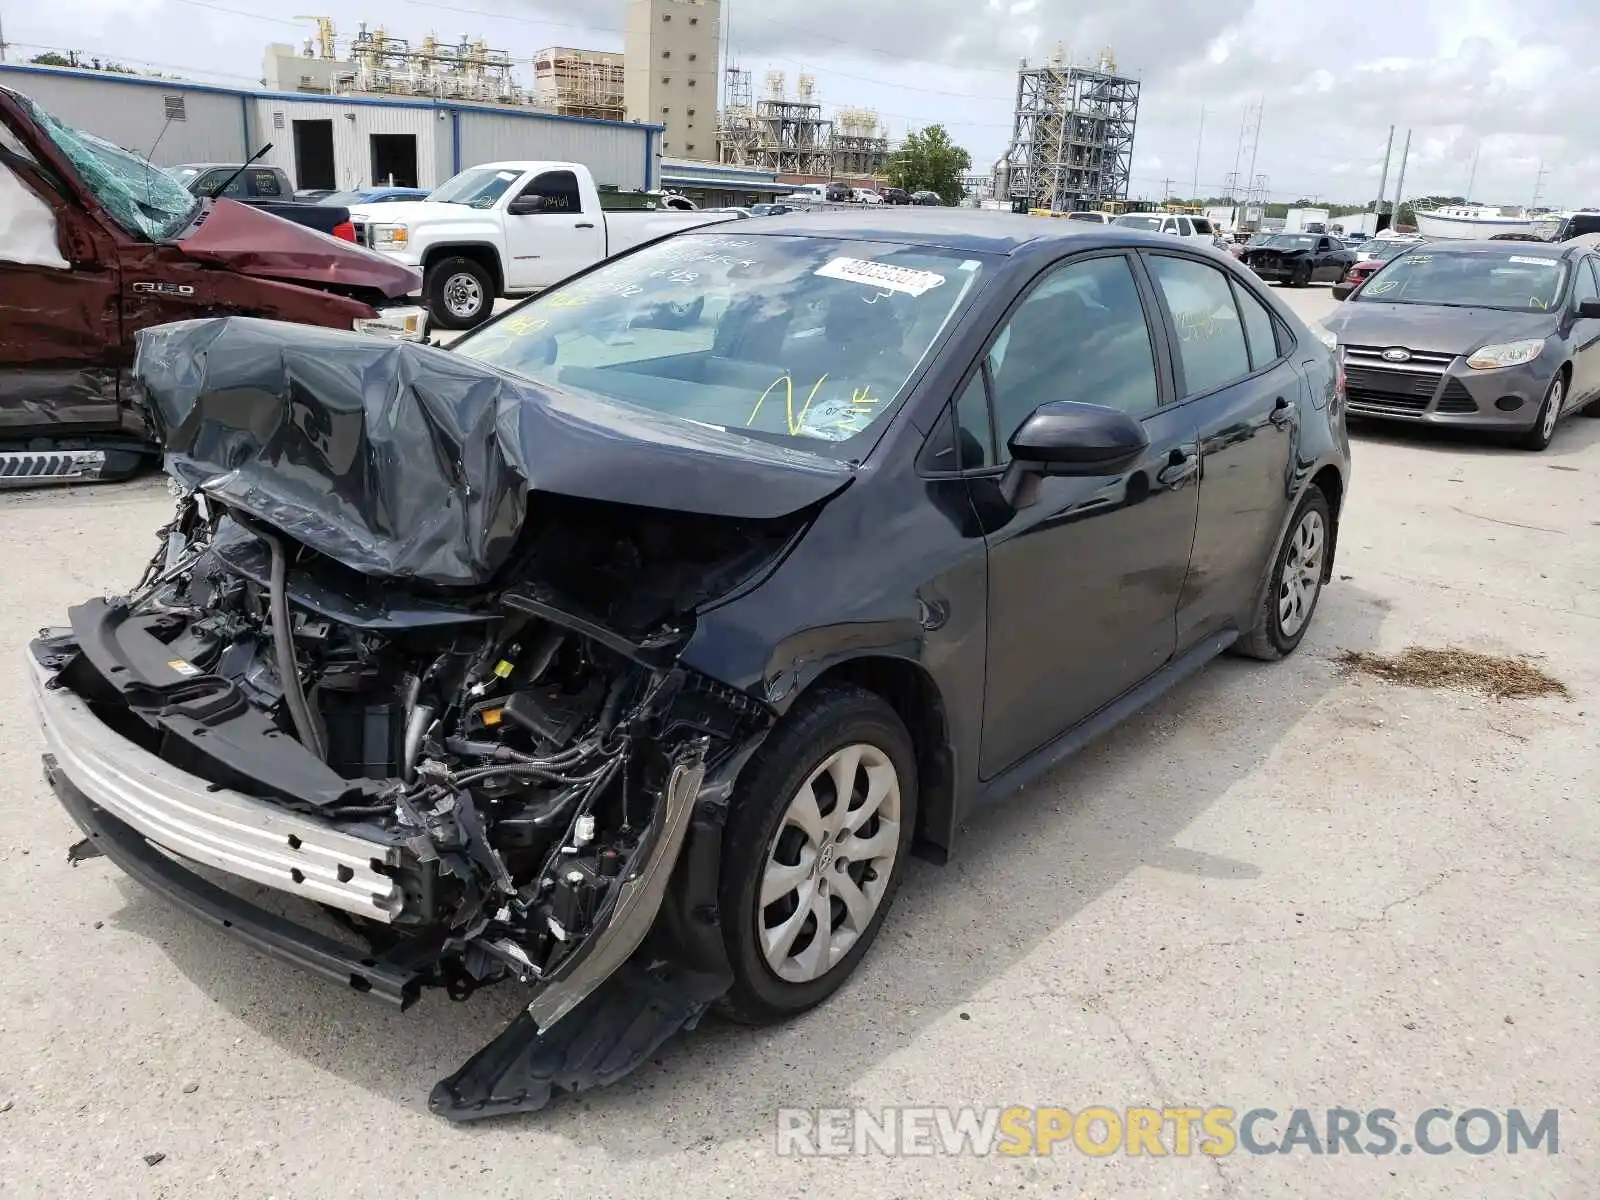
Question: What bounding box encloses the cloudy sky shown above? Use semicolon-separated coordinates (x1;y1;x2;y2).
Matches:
7;0;1600;207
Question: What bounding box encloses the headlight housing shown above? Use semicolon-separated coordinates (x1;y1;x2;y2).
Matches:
354;306;429;341
371;223;409;249
1466;339;1544;370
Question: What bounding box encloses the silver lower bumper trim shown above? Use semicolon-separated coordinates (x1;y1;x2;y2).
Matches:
27;651;402;922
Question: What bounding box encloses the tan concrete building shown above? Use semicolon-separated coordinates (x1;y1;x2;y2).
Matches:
624;0;720;161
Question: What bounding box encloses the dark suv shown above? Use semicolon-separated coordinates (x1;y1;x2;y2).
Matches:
881;187;911;205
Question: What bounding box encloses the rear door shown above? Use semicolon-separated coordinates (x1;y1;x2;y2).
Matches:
974;250;1202;777
1143;253;1300;648
0;115;122;440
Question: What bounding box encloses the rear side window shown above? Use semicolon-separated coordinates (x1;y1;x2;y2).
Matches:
1148;255;1252;396
1232;280;1282;369
248;169;281;197
1193;218;1212;235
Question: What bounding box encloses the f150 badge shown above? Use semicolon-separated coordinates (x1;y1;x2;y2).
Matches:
131;282;195;296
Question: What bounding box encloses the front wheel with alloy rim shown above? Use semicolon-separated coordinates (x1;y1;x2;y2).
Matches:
1233;488;1332;661
716;684;917;1024
1517;374;1565;450
425;256;495;330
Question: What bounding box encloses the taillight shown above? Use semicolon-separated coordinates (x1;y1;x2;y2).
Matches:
332;221;357;243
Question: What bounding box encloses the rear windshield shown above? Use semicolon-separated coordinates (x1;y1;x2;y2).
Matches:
1113;215;1164;231
1356;250;1568;311
1353;240;1413;261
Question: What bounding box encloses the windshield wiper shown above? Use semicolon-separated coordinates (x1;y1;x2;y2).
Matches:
205;143;273;199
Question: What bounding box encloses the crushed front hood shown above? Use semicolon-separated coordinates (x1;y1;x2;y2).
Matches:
178;199;420;298
133;317;854;587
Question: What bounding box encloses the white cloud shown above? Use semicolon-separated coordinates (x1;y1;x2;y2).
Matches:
5;0;1599;206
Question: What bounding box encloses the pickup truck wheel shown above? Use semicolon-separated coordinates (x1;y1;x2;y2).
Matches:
426;257;494;330
715;684;917;1025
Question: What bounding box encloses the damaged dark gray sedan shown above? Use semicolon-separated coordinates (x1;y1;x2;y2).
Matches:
30;212;1349;1120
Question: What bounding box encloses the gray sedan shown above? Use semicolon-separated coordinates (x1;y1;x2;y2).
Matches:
1323;240;1600;449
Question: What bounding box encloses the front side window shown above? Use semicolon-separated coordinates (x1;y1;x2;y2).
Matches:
1148;255;1251;396
984;254;1161;455
517;169;581;214
456;234;991;454
12;92;196;240
1570;258;1598;307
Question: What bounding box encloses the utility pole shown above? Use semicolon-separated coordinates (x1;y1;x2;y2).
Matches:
1229;106;1249;202
1531;161;1549;210
1191;105;1204;202
1243;98;1263;206
1373;125;1394;218
1465;143;1481;203
1391;128;1412;226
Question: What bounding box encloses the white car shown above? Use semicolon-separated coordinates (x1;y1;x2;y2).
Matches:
1110;212;1221;247
856;190;884;205
348;160;736;329
1065;211;1113;223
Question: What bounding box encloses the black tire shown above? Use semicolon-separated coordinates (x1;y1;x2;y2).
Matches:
425;256;495;330
1516;373;1565;451
715;684;918;1025
1291;262;1312;288
1233;487;1333;662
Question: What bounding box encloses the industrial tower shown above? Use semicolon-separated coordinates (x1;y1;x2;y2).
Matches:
998;47;1139;212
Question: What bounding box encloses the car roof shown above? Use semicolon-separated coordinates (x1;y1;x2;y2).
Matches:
717;208;1186;255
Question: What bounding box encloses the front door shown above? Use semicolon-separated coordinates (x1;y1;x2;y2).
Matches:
502;168;605;290
0;121;122;440
1565;255;1600;404
1142;253;1299;645
976;251;1201;778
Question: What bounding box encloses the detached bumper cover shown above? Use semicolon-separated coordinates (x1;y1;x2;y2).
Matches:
27;647;403;922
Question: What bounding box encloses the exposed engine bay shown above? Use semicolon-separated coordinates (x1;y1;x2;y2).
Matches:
39;479;791;1116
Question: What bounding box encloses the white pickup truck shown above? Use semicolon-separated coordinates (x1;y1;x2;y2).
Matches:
348;161;735;328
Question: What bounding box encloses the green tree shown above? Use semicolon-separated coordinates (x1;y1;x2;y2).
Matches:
887;125;972;205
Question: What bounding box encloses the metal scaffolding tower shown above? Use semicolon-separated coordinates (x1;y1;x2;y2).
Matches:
999;48;1139;212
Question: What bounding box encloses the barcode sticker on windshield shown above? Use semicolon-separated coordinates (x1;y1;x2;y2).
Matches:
1509;256;1558;267
815;257;946;296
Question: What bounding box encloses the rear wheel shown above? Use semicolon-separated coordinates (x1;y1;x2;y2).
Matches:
716;685;917;1024
1517;374;1565;451
425;256;495;330
1234;488;1332;662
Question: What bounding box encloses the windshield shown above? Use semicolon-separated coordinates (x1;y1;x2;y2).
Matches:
1354;240;1411;261
166;165;202;185
430;166;523;208
455;233;991;453
1113;215;1163;231
1356;250;1568;312
1264;234;1316;250
16;93;198;240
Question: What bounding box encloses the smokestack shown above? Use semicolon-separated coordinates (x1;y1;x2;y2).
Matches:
1391;129;1412;226
1373;125;1394;220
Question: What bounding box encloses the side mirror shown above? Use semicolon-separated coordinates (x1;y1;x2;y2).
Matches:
1577;298;1600;318
507;194;546;215
999;401;1150;506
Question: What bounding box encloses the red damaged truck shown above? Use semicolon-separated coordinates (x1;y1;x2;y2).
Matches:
0;84;428;486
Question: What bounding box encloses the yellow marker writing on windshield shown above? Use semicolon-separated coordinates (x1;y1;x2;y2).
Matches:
501;315;549;335
851;386;879;408
546;294;587;308
749;374;830;435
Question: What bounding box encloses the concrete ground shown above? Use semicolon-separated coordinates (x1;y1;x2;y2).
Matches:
0;285;1595;1199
